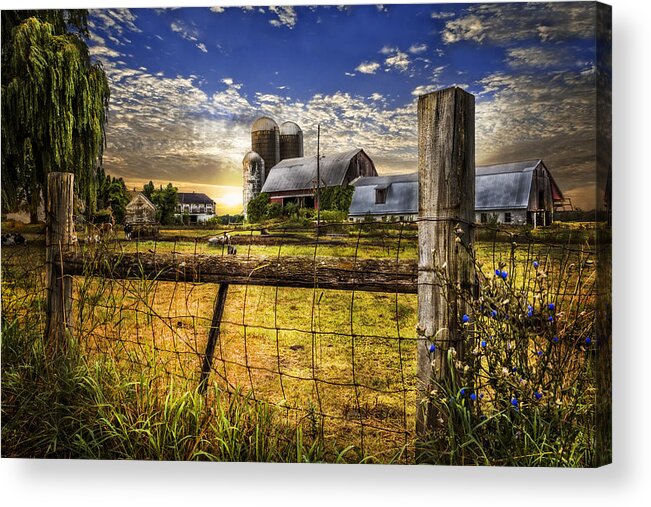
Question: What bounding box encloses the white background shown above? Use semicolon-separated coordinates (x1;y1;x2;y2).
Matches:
1;1;649;506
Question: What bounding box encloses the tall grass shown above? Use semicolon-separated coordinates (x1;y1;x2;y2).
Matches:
0;318;362;462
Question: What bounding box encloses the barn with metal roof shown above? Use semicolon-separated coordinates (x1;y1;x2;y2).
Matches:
349;173;419;221
260;148;378;207
348;159;565;226
475;159;564;226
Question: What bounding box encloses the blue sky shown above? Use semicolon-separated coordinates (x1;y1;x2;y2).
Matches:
86;2;606;212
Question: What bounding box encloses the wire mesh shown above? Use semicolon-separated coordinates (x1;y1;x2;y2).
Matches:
1;217;606;463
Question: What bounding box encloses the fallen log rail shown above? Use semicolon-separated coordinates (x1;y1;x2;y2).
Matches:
61;251;418;294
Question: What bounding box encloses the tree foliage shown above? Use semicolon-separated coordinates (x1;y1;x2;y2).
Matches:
96;167;130;224
246;193;270;223
142;180;155;200
1;11;109;221
150;183;178;225
318;185;354;212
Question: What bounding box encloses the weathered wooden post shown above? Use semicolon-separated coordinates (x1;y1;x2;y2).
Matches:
199;283;230;394
416;87;475;438
45;172;75;354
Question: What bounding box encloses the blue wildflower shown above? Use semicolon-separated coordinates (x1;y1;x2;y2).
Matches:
481;340;487;348
552;336;559;343
470;393;477;401
491;309;498;318
527;305;533;317
460;388;466;396
501;270;508;280
479;393;484;399
548;315;554;322
495;269;501;277
534;391;543;400
585;337;592;345
548;303;555;311
537;350;543;356
511;366;517;373
511;397;519;408
462;314;470;323
533;261;539;268
428;344;436;353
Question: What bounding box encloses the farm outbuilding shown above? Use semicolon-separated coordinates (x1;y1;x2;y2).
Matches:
260;148;378;207
347;159;564;227
348;173;418;222
475;159;564;226
125;193;156;225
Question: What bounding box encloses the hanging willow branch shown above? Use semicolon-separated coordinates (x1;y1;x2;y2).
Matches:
1;14;109;220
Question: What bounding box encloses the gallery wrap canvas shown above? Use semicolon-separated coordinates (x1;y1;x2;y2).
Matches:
1;2;611;467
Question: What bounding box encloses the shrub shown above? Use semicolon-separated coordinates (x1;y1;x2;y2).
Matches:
247;193;270;223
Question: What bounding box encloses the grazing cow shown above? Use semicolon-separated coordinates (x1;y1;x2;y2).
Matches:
207;232;231;247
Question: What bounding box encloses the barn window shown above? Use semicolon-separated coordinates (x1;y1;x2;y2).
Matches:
504;212;512;223
480;213;488;224
375;187;387;204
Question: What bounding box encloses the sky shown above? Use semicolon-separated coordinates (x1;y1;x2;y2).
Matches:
85;1;607;213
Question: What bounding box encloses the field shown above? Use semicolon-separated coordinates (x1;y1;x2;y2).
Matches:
1;221;607;464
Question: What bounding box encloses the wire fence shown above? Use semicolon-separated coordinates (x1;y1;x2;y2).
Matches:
1;218;606;462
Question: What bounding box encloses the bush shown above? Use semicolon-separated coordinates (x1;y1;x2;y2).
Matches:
247;193;270;223
319;210;347;223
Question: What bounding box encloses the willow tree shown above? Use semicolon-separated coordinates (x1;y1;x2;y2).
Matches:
1;11;109;222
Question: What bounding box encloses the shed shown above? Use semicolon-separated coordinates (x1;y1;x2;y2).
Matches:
125;193;156;225
260;148;378;207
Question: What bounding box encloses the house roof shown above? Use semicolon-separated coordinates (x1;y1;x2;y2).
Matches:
261;148;366;194
177;192;215;205
475;160;541;211
349;173;418;216
126;193;156;211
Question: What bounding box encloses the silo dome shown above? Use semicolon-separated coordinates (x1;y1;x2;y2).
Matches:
279;121;304;160
242;150;266;217
251;116;279;133
251;116;280;177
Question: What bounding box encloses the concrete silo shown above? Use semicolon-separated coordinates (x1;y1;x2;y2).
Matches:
242;151;265;216
279;121;304;161
251;117;280;179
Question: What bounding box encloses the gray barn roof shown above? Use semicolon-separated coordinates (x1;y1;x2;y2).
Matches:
261;148;364;194
349;160;555;216
475;160;541;211
349;173;418;216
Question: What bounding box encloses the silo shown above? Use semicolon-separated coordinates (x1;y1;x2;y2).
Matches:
242;151;265;216
251;117;280;179
279;121;304;161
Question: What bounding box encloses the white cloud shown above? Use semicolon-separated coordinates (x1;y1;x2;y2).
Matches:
385;50;410;72
441;3;595;45
171;20;199;42
355;61;380;74
409;43;428;54
269;6;297;29
380;45;397;55
196;43;208;53
210;7;225;14
431;11;456;20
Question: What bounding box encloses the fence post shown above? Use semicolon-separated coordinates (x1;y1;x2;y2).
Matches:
416;87;475;439
199;282;230;394
45;172;75;354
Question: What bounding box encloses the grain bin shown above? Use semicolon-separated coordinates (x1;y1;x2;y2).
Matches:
279;121;304;161
251;117;280;179
242;150;265;216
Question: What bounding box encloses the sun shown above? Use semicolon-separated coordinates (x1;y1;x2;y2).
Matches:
217;191;242;211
